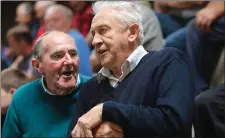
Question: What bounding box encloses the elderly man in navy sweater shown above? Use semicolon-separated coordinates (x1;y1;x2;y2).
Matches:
68;1;196;137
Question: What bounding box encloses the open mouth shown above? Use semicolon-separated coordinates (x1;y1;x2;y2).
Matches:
61;70;74;78
99;50;107;55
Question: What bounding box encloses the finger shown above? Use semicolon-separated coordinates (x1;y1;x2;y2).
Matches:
71;125;79;138
71;125;77;137
104;122;123;133
84;129;93;137
80;124;86;137
199;17;208;31
198;16;205;30
205;20;212;32
110;131;124;138
196;14;202;29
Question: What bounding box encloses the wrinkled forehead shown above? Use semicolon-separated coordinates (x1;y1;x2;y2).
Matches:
43;33;76;52
92;7;114;22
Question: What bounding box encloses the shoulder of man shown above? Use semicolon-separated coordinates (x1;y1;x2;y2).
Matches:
150;47;184;62
12;78;42;100
79;75;91;84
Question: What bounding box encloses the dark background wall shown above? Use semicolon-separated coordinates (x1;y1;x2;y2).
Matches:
1;1;68;46
1;1;34;46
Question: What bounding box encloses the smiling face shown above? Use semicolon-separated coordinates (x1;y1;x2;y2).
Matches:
91;8;137;71
33;32;79;95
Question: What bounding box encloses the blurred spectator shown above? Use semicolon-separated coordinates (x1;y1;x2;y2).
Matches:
1;25;33;73
33;1;56;44
186;1;224;91
139;1;163;51
44;4;92;77
2;31;90;137
154;1;208;52
154;1;207;38
15;2;40;38
69;1;93;37
194;83;225;137
1;68;29;130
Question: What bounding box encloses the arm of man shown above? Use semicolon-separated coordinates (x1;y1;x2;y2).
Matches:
72;57;195;136
196;1;225;32
2;98;22;137
154;1;206;13
167;1;206;9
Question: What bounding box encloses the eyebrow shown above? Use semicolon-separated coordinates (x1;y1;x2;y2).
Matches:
51;48;77;54
91;24;110;32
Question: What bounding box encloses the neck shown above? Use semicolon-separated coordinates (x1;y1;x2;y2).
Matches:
111;66;122;79
43;78;73;96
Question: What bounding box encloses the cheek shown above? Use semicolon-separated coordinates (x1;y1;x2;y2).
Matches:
74;57;80;67
44;61;61;72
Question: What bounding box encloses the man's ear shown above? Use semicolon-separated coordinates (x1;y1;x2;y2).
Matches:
128;23;139;43
31;58;43;74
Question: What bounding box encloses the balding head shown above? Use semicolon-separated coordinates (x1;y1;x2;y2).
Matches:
35;1;56;20
33;31;75;60
44;4;73;32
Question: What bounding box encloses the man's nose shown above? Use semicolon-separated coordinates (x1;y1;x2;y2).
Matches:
92;35;103;48
63;54;73;65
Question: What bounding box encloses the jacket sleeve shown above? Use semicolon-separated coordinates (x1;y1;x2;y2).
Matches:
2;98;22;137
102;58;195;136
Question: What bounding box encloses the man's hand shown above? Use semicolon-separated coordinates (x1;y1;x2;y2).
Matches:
71;103;103;137
196;7;218;32
93;122;124;138
196;1;224;32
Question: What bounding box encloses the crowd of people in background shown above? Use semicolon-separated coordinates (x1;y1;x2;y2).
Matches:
1;1;224;137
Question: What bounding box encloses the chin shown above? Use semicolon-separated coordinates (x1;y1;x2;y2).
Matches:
61;80;76;88
58;77;77;89
101;58;112;68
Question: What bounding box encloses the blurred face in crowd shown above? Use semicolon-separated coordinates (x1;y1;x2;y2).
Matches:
16;6;31;24
91;8;137;70
34;2;45;20
6;36;23;59
45;9;70;32
32;32;79;95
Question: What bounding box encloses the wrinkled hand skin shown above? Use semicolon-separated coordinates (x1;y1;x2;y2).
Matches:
71;104;103;137
93;122;124;138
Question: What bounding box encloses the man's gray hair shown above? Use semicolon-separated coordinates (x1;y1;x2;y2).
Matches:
32;32;50;60
17;2;33;16
45;4;73;20
33;31;62;60
92;1;144;45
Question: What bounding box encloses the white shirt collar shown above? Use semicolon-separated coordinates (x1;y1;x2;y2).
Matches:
41;74;81;95
96;45;148;88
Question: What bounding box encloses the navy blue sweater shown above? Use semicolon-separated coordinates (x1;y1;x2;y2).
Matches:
68;48;196;137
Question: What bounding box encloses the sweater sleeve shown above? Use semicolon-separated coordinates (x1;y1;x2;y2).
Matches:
67;79;93;136
2;98;22;137
102;58;195;136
